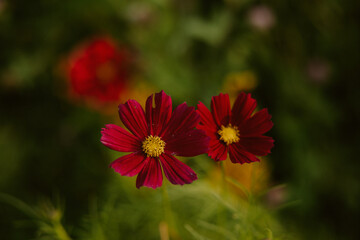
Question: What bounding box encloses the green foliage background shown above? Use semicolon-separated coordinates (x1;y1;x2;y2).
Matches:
0;0;359;239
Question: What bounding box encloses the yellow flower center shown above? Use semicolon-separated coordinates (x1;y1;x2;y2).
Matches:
218;124;240;145
142;135;166;157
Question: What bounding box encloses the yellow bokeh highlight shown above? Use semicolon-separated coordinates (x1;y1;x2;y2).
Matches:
223;71;258;103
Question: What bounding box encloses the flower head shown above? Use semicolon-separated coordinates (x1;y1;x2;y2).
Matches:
67;37;132;103
197;92;274;164
101;91;210;189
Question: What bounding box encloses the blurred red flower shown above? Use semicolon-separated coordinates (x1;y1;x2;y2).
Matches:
197;92;274;164
101;91;210;189
67;37;131;103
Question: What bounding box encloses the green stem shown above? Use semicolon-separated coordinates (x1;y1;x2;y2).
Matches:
220;161;228;197
162;183;171;223
53;220;72;240
161;183;178;239
218;161;228;228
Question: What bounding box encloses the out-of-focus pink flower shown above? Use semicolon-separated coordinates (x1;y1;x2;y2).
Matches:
124;2;155;25
247;5;276;31
306;58;331;83
0;1;5;14
265;185;288;209
66;37;132;104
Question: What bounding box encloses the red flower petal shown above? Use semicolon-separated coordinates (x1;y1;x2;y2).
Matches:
145;90;172;136
241;109;273;136
161;103;200;140
136;157;163;189
197;101;217;132
228;143;260;164
208;139;228;161
211;93;231;127
68;38;130;103
101;124;141;152
231;92;257;126
165;129;209;157
118;99;148;139
110;152;147;177
239;136;274;156
159;153;197;185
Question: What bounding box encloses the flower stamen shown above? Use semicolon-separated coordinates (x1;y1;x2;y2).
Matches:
142;135;166;157
218;124;240;145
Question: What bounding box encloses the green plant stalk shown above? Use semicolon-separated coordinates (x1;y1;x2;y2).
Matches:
161;182;178;239
220;161;228;198
218;161;228;228
53;220;72;240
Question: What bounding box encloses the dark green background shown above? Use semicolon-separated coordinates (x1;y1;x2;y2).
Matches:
0;0;359;239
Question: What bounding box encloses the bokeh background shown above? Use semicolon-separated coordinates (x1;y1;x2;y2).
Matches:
0;0;359;239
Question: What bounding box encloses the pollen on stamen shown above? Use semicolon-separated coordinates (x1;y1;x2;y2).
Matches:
218;124;240;145
142;135;166;157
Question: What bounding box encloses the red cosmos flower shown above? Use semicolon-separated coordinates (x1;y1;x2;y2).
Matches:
101;91;210;189
197;92;274;164
67;37;131;103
